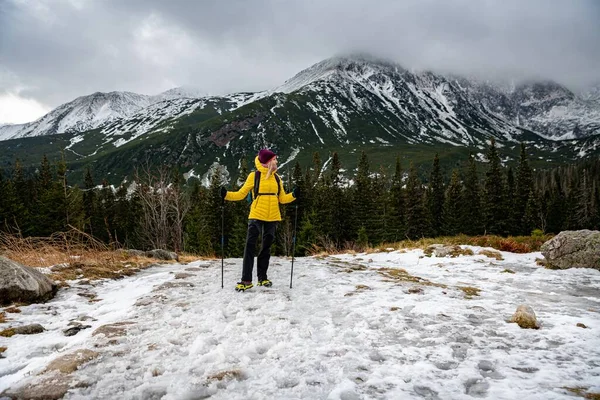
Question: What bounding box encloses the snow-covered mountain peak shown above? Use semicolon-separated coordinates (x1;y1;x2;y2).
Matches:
581;83;600;103
274;55;406;94
153;86;208;101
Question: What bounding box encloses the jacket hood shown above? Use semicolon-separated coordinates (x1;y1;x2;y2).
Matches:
254;156;268;173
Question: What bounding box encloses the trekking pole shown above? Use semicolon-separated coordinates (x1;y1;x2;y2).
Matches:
221;204;224;289
290;204;298;289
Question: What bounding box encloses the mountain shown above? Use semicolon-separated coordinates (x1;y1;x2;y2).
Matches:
1;55;599;184
0;91;152;141
581;83;600;104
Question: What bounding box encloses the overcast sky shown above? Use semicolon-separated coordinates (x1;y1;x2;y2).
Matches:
1;0;599;124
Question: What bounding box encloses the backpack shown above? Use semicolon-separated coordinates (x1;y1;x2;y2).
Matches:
246;170;281;204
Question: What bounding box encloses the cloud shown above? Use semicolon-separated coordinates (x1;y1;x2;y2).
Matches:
0;0;599;123
0;92;50;124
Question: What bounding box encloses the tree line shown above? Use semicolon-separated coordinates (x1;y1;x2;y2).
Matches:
0;139;598;257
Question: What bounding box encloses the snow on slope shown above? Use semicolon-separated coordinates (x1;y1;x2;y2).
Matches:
273;56;600;144
1;249;599;399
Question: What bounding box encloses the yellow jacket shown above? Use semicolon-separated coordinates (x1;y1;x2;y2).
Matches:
225;156;295;221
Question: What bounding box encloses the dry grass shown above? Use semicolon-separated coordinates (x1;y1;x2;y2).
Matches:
0;328;15;337
564;387;600;399
307;234;553;257
345;284;372;296
0;230;204;283
478;249;504;260
4;307;21;313
0;346;6;353
0;312;6;324
459;286;481;298
378;267;447;288
501;269;516;274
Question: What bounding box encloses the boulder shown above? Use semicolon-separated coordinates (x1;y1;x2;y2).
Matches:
510;305;540;329
424;244;474;258
540;230;600;270
43;349;99;374
1;324;45;337
145;249;179;261
0;256;58;305
2;349;99;400
125;249;146;257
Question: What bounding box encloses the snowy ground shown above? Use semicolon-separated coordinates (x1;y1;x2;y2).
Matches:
1;247;600;399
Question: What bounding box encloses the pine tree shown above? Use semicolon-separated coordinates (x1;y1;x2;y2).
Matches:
405;163;428;239
113;184;131;247
506;167;516;235
98;179;116;243
576;169;598;229
82;167;101;238
310;152;327;243
388;156;406;242
546;171;566;233
38;155;53;192
11;159;30;234
444;169;463;235
202;168;227;255
565;173;580;230
184;181;207;254
370;165;388;244
353;151;372;240
462;155;483;235
324;152;350;247
514;143;533;234
523;189;540;233
428;153;445;237
0;168;5;229
483;138;508;235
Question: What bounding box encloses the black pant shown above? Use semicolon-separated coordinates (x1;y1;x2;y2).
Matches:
242;220;277;282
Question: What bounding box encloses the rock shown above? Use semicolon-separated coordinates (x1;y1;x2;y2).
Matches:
408;286;424;294
64;324;91;336
154;281;194;290
510;305;540;329
478;360;494;372
175;273;194;279
424;244;474;258
540;230;600;270
414;385;440;399
511;366;539;373
92;321;135;338
44;349;99;374
425;244;452;257
145;249;179;261
0;256;58;305
2;374;71;400
125;249;146;257
1;323;45;337
576;323;587;329
464;378;489;397
434;361;458;370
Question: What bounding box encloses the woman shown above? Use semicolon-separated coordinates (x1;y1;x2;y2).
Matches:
221;149;297;291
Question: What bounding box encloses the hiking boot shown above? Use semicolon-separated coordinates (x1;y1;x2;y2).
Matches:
257;279;272;287
235;281;253;292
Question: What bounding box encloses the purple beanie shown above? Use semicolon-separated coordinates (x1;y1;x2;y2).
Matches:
258;149;277;164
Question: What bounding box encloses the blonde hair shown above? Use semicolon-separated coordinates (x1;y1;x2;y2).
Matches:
264;158;276;180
